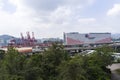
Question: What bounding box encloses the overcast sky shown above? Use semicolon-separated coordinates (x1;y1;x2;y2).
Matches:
0;0;120;38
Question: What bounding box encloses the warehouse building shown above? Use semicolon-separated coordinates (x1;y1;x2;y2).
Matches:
64;32;112;47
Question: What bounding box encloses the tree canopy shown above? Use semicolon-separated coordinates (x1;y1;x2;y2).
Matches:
0;44;114;80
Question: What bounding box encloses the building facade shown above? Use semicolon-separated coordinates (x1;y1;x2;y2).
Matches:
64;32;112;46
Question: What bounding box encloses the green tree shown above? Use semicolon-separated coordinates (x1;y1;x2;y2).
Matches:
95;45;114;66
41;43;70;80
84;46;113;80
0;50;5;60
23;54;43;80
0;45;113;80
0;47;26;80
58;55;87;80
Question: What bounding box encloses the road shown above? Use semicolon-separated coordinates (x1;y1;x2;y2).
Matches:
108;63;120;80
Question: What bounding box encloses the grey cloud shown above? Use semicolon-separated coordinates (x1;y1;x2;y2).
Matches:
21;0;94;12
17;0;95;25
23;0;63;11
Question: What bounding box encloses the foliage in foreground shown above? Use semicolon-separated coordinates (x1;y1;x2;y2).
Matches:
0;45;113;80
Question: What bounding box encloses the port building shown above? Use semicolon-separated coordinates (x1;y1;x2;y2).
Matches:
64;32;112;46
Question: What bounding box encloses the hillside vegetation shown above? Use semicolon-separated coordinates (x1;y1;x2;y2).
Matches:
0;44;114;80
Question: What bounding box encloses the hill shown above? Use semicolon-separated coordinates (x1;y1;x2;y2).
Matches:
0;35;17;46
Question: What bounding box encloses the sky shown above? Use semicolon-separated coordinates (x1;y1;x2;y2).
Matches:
0;0;120;38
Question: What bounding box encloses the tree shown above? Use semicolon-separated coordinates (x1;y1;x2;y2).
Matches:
84;46;113;80
0;45;113;80
23;54;43;80
0;47;26;80
41;43;70;80
95;45;114;66
58;55;87;80
0;50;5;60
